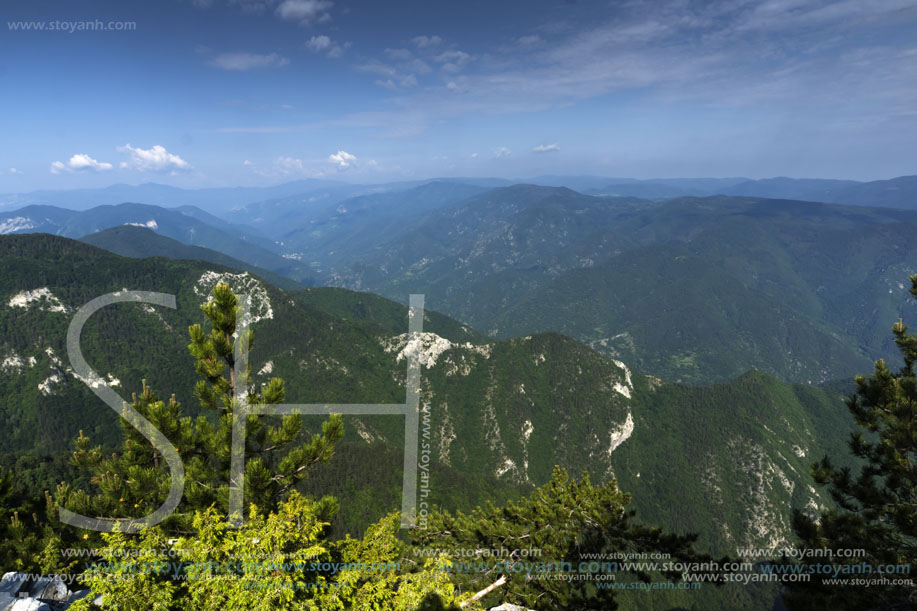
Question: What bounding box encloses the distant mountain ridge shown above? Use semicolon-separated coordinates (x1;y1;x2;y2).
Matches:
0;179;351;213
0;202;313;282
79;225;306;291
254;181;496;274
4;173;915;215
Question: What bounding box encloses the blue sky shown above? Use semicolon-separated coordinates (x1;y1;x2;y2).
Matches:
1;0;916;190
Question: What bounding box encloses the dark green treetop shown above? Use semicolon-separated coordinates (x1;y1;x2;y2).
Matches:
787;274;917;610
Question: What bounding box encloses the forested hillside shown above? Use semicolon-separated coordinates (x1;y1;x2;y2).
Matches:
0;235;857;580
329;187;917;384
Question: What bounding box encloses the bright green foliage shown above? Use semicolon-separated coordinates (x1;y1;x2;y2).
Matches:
70;494;463;611
328;513;459;610
54;284;462;609
70;527;178;611
412;467;715;610
176;495;329;610
787;275;917;610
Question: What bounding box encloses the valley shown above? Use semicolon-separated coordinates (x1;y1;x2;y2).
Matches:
0;176;914;611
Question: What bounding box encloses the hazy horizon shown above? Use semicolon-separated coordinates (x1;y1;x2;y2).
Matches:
2;172;914;198
2;0;917;191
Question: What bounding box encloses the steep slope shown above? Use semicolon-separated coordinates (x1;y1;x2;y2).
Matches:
292;286;484;344
614;371;857;552
0;233;634;482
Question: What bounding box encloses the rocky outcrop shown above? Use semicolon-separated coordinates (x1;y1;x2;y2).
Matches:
0;573;95;611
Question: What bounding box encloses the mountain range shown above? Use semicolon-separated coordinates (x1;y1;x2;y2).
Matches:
4;178;916;389
328;187;917;384
7;172;915;214
0;234;861;601
0;202;313;282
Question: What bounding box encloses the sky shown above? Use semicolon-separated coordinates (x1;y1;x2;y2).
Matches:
1;0;916;190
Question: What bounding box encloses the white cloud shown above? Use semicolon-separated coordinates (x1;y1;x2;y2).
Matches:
407;58;432;74
68;154;113;171
364;62;418;89
328;150;357;168
533;143;560;153
445;80;470;93
336;0;917;139
434;50;472;72
8;168;22;175
274;156;305;174
326;42;349;58
210;51;289;71
493;147;512;159
359;55;424;89
49;154;113;174
412;35;443;48
117;144;191;172
385;47;413;61
276;0;333;24
358;61;396;76
470;152;479;159
306;35;349;58
307;35;332;51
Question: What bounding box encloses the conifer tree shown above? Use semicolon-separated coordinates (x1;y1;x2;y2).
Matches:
53;282;342;541
58;284;463;610
787;275;917;610
411;467;717;610
0;468;48;572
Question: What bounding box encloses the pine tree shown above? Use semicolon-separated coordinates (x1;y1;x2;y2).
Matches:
411;466;717;610
60;283;464;610
786;275;917;610
52;282;342;546
0;468;48;573
185;282;343;519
